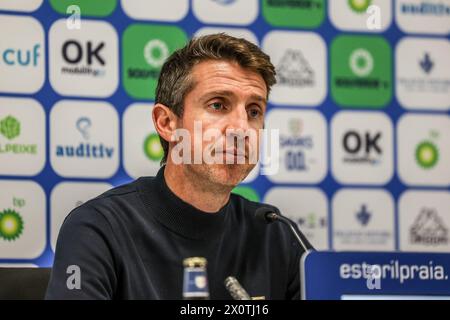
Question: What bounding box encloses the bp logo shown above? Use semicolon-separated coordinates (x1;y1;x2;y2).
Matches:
416;141;439;169
144;133;163;162
350;49;374;77
144;39;169;69
0;116;20;140
348;0;372;13
0;209;24;241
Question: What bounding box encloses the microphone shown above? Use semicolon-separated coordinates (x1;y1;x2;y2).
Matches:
224;276;251;300
255;207;311;253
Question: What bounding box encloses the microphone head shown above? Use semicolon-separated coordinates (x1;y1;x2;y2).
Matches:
255;207;277;224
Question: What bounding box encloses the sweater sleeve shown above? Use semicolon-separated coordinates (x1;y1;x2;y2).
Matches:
45;205;118;300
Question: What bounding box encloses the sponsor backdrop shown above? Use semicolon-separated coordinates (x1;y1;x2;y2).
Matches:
0;0;449;267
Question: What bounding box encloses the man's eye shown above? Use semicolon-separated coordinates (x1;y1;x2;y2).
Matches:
210;102;224;110
248;108;261;119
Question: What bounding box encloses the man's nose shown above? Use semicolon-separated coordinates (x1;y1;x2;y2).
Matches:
225;105;250;133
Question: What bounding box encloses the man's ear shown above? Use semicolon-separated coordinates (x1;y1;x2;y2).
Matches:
152;103;178;144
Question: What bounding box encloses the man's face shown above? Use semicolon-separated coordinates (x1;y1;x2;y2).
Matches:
171;59;267;189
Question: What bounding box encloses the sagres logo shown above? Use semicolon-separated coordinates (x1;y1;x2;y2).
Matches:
396;38;450;111
265;110;327;183
410;208;448;246
415;130;440;170
49;19;118;97
331;35;392;108
0;181;46;259
123;24;187;100
262;0;325;28
143;133;163;162
0;209;24;241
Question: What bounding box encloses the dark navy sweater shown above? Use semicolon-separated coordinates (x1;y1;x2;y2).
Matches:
46;167;311;300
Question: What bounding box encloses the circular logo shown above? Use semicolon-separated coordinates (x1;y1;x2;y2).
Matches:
232;186;260;202
349;48;374;77
415;141;439;169
0;209;24;241
144;133;164;162
348;0;372;13
144;39;169;68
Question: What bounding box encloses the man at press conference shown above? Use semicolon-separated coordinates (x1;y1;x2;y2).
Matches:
46;33;312;300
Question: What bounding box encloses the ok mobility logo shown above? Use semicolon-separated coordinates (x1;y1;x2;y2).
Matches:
342;130;382;165
331;35;392;108
123;24;187;100
60;39;106;77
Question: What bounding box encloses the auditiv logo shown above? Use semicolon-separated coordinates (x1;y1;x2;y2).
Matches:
55;117;114;159
61;40;106;77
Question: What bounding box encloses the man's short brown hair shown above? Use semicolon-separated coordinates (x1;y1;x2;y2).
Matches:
155;33;277;165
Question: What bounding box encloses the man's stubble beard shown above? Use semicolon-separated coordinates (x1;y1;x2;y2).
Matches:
184;162;255;193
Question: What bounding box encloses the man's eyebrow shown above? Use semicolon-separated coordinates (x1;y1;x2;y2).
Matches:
199;90;267;104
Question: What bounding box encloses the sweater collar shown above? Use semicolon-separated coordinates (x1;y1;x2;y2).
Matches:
138;166;231;241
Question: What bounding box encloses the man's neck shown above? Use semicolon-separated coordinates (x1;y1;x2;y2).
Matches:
163;163;231;213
